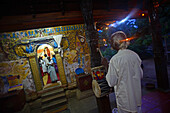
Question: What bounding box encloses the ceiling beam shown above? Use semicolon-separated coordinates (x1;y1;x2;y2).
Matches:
0;8;145;32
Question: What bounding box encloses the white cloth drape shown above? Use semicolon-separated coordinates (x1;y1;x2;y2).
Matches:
53;35;62;52
53;35;63;57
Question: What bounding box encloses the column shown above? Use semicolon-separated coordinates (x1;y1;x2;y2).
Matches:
148;0;169;90
80;0;101;68
54;49;67;86
27;53;42;91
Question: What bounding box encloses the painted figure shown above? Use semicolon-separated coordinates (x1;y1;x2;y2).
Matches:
52;55;58;71
44;47;51;58
52;55;60;80
42;54;52;84
43;54;49;67
47;57;58;83
39;56;48;86
39;56;47;73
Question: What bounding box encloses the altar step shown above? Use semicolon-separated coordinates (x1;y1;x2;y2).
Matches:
41;86;68;113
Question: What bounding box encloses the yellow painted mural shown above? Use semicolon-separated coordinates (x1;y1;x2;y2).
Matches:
0;58;36;94
0;24;91;92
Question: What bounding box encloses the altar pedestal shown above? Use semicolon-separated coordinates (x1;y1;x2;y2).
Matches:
76;74;92;91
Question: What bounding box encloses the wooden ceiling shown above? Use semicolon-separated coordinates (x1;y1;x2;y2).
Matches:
0;0;153;33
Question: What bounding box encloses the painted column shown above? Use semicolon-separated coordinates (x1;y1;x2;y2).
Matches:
27;53;42;91
80;0;101;68
54;49;67;86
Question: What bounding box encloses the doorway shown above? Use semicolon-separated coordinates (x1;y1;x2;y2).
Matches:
37;44;60;88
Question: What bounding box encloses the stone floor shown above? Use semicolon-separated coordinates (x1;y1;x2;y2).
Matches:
65;88;170;113
19;58;170;113
62;58;170;113
142;58;170;88
141;90;170;113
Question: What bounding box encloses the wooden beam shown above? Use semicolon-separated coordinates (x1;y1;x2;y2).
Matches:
0;9;143;32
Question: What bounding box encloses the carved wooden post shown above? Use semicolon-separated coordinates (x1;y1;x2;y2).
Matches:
148;0;169;90
54;49;67;86
27;53;42;91
80;0;101;68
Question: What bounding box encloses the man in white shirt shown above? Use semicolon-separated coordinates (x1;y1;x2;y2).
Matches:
102;31;143;113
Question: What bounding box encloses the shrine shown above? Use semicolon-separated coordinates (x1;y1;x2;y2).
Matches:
0;0;169;113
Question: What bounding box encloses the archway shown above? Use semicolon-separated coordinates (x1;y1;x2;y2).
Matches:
37;44;61;88
13;35;67;91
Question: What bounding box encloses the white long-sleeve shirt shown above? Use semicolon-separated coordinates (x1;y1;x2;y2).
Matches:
106;49;143;112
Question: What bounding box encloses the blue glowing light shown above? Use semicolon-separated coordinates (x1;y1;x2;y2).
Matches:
119;17;128;24
109;24;113;27
127;19;136;25
109;23;117;28
133;25;138;28
110;9;138;28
